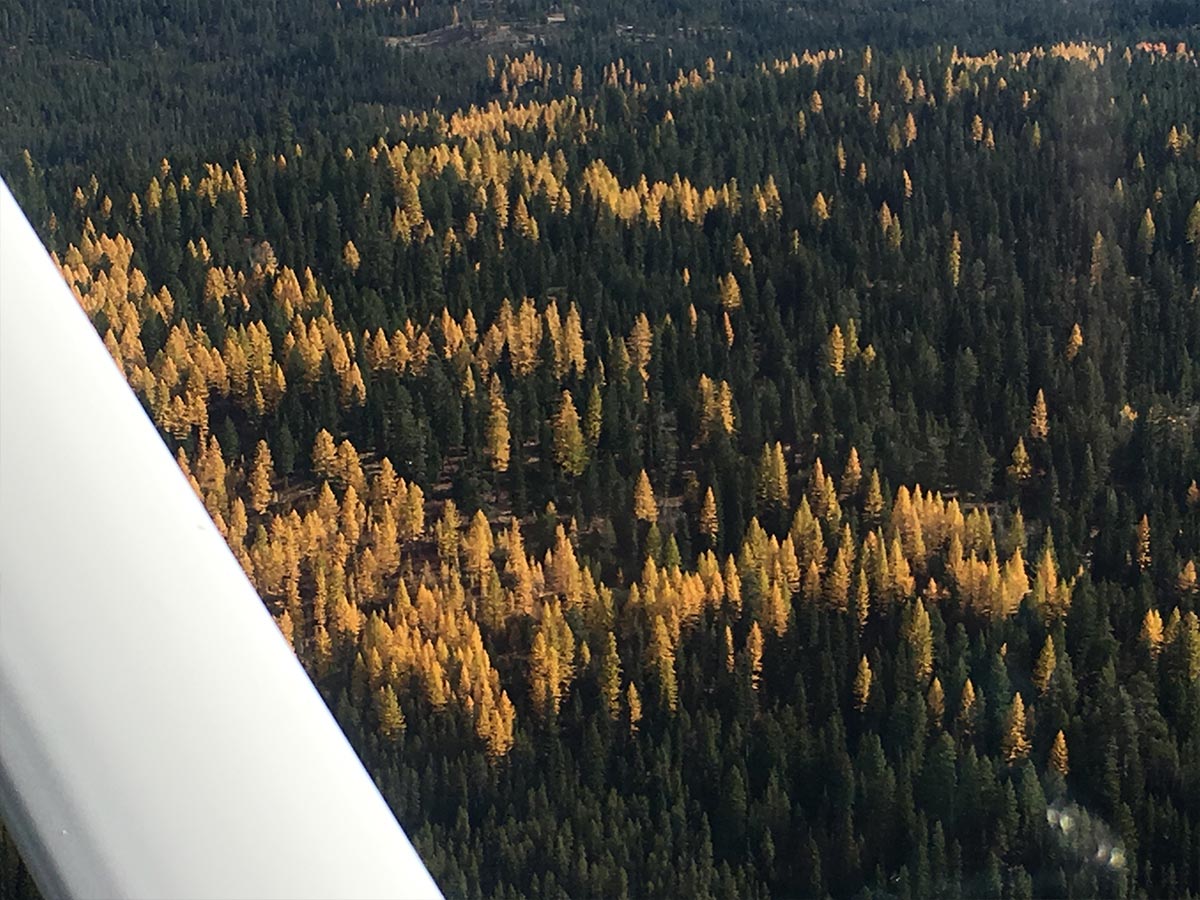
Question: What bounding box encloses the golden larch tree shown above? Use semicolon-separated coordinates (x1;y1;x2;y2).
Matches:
853;655;872;711
1032;541;1073;622
1089;231;1106;290
633;470;658;523
1002;693;1032;763
812;192;831;223
756;442;789;508
718;272;742;310
552;390;588;476
463;509;495;585
375;684;405;740
825;545;852;611
1033;635;1057;693
927;676;945;728
732;232;752;267
947;230;961;287
699;487;719;545
599;631;622;720
971;114;984;142
276;609;294;650
1179;560;1198;595
1030;389;1049;441
826;324;846;375
311;428;337;481
864;469;885;524
435;499;461;563
903;599;934;685
889;536;916;600
1138;208;1156;255
1049;730;1069;776
746;621;764;692
247;439;275;514
1065;323;1083;361
627;682;642;734
841;446;862;498
724;555;743;616
852;567;870;632
1141;608;1165;657
1136;514;1152;570
529;630;562;717
563;303;585;376
626;313;653;380
486;376;511;473
957;678;978;736
1008;438;1032;483
649;615;678;712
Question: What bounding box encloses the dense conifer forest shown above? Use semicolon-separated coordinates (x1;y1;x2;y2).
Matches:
3;2;1200;898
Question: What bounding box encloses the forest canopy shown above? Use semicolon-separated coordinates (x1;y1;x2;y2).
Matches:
2;3;1200;900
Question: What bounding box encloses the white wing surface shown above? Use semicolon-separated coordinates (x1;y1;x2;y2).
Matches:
0;180;442;900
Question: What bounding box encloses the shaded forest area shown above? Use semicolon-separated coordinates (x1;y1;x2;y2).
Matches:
1;0;1198;165
2;3;1200;900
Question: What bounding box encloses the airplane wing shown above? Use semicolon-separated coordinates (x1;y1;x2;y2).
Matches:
0;180;442;900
